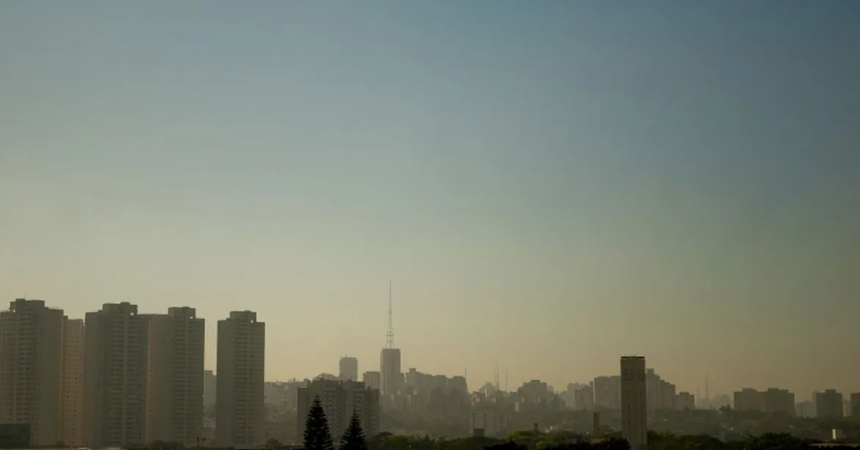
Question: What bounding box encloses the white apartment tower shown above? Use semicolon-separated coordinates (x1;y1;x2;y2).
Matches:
83;302;150;448
60;318;85;447
216;311;265;448
621;356;647;450
0;299;65;446
145;307;205;446
339;356;359;381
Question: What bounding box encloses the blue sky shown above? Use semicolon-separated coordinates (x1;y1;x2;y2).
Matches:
1;1;858;397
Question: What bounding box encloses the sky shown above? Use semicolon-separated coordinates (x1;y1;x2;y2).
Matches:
1;1;858;400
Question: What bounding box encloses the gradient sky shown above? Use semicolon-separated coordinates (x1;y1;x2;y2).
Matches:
1;1;858;400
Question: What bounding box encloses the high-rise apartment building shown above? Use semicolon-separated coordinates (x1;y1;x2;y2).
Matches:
815;389;844;418
60;318;85;447
204;370;217;409
363;371;381;391
0;299;65;446
297;379;380;440
145;308;205;446
83;302;150;448
620;356;647;450
851;393;860;418
216;311;265;448
380;348;402;403
593;375;621;410
676;392;695;411
339;356;359;381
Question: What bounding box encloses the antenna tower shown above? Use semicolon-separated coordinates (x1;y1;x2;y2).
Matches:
385;280;395;349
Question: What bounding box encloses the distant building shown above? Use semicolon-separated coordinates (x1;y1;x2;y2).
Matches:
380;348;402;409
593;376;621;410
61;318;85;447
676;392;695;411
816;390;844;418
471;410;508;438
796;400;815;418
216;311;266;447
83;302;149;448
574;385;595;410
734;388;766;412
0;299;66;447
763;388;795;415
620;356;647;450
297;379;380;441
851;393;860;418
645;369;676;411
339;356;359;381
204;370;217;409
363;371;381;391
144;307;205;446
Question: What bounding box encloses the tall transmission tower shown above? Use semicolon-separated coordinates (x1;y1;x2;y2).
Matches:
385;280;395;349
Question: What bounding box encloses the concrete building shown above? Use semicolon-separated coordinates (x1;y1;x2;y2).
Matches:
362;371;381;390
0;299;65;447
60;318;85;447
339;356;359;381
204;370;217;409
851;393;860;418
763;388;795;415
593;376;621;410
145;308;205;446
216;311;265;448
380;348;402;408
297;379;380;441
83;302;150;448
815;390;844;418
470;410;508;438
620;356;647;450
676;392;695;411
734;388;766;412
574;385;595;410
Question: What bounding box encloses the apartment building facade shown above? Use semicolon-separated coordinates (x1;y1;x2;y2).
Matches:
216;311;265;448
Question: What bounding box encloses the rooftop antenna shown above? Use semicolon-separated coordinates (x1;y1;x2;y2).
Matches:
385;280;395;349
505;366;509;391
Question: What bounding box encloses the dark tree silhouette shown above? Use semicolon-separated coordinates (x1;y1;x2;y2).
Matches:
340;411;368;450
304;396;335;450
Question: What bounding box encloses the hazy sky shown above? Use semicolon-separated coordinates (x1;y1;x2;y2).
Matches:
1;1;858;400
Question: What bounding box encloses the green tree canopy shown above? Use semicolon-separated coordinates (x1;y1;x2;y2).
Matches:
304;396;335;450
341;411;369;450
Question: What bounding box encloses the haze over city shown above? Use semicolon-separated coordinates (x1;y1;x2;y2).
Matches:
1;0;859;402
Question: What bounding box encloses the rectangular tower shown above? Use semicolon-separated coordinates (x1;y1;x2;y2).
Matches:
60;318;85;447
204;370;217;409
145;308;205;446
216;311;265;448
620;356;647;450
83;302;150;448
0;299;65;446
339;356;359;381
380;349;402;400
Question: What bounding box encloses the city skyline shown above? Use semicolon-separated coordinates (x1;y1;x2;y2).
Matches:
2;0;859;402
0;296;856;402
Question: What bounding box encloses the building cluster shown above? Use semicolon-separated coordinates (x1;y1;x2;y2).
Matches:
0;298;265;449
732;388;858;419
556;371;695;413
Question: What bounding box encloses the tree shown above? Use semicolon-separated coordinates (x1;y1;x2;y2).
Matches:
265;438;284;449
340;411;368;450
304;396;335;450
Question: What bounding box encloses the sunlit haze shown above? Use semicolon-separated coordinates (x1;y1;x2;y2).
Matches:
1;1;858;400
